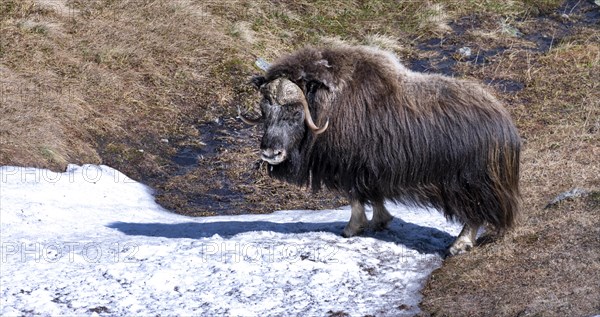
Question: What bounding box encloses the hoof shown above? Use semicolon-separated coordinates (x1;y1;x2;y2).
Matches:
342;225;365;238
447;223;479;256
370;216;393;232
447;240;474;256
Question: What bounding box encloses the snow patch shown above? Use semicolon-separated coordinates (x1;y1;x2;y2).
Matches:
0;165;461;316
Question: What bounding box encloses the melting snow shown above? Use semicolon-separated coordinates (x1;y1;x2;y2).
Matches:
0;165;461;316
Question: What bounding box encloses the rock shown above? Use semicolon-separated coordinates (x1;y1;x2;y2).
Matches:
255;58;270;71
457;47;472;58
500;22;523;37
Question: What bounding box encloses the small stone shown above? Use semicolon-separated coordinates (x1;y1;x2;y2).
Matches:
255;57;270;71
457;47;472;58
545;188;590;209
501;23;522;37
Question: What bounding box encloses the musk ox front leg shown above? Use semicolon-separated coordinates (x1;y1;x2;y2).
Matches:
448;223;480;256
370;200;393;231
342;199;368;238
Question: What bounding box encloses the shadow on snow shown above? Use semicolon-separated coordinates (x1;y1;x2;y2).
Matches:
107;217;456;255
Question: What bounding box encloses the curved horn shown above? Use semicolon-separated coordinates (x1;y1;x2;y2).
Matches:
237;105;262;125
301;97;329;135
277;79;329;135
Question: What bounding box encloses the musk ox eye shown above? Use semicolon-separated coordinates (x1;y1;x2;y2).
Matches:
251;75;266;90
305;80;323;105
264;94;273;105
306;80;319;94
306;79;330;96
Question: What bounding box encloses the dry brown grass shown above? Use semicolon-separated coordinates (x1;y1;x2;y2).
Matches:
0;0;561;169
2;0;599;315
422;195;600;316
1;0;284;172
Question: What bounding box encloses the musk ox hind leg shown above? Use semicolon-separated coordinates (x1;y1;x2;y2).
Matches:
448;223;480;256
342;199;369;238
370;200;394;231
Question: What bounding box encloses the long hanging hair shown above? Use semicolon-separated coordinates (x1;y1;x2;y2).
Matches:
262;45;520;230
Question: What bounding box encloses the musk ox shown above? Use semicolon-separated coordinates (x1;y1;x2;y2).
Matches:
239;45;520;255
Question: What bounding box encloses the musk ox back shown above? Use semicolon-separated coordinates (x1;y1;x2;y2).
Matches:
240;45;521;255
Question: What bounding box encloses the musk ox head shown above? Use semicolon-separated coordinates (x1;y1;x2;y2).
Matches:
240;76;328;166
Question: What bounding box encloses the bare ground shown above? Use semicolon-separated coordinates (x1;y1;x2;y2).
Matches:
1;0;599;315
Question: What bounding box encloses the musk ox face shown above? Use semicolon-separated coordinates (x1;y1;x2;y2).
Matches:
242;76;329;166
257;78;305;165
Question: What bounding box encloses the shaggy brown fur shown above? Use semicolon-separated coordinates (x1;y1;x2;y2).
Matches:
252;45;520;233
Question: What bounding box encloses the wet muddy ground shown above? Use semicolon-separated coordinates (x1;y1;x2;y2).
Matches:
150;117;347;216
409;0;599;84
150;0;599;216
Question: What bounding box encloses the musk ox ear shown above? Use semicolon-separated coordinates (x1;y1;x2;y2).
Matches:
312;58;333;89
251;76;267;90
